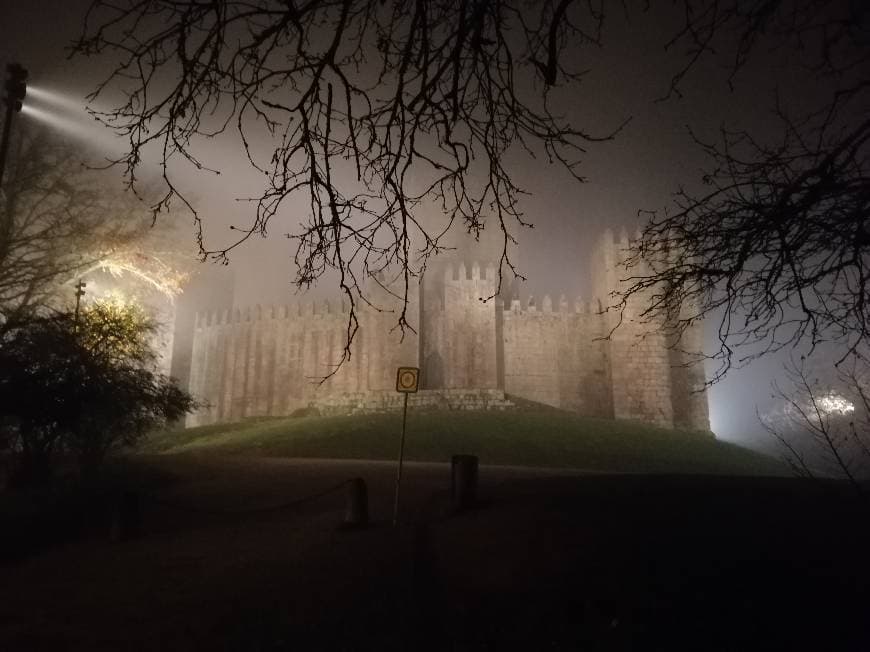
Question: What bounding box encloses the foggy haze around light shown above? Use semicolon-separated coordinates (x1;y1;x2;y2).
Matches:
0;0;843;449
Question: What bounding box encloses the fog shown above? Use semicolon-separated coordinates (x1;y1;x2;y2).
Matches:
0;0;843;448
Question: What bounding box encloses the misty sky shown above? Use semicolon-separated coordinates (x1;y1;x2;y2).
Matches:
0;0;828;446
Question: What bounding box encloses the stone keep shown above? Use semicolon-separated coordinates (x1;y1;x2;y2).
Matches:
184;229;710;431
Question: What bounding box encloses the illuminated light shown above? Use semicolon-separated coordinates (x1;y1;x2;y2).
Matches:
75;255;188;303
26;85;88;115
21;104;127;156
817;393;854;416
21;104;90;137
102;260;184;299
101;289;130;307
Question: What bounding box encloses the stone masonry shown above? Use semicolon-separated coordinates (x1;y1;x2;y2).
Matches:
184;229;710;432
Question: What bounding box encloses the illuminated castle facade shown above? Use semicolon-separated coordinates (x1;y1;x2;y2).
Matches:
179;229;710;432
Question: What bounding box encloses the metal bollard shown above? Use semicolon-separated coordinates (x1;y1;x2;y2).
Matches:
110;490;141;542
343;477;369;529
451;454;478;511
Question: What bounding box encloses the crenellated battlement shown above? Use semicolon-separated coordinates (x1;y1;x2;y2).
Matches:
194;298;357;330
441;260;498;283
599;225;643;253
185;227;709;433
504;294;604;317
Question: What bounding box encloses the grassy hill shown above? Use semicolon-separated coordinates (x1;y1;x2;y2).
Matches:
143;407;786;476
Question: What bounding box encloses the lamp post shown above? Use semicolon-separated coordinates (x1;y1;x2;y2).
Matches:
0;62;27;192
74;280;87;326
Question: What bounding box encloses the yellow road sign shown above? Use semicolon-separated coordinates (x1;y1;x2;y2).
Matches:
396;366;419;393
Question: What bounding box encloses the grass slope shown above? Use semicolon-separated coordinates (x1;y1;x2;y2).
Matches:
144;408;785;476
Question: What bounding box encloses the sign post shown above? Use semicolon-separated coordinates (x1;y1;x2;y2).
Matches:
393;366;419;526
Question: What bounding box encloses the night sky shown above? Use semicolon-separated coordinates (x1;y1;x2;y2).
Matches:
0;0;824;445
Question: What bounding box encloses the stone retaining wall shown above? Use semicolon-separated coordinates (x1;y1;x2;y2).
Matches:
310;389;515;416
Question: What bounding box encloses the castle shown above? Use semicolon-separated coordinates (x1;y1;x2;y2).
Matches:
183;229;710;432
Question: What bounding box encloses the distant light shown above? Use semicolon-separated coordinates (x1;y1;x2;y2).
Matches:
817;393;854;416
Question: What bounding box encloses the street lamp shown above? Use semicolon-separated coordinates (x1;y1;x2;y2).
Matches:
0;62;28;191
74;280;87;325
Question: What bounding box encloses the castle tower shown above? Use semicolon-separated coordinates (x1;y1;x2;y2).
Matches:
420;257;500;390
590;228;709;431
591;228;675;428
419;213;504;389
665;298;710;431
411;203;507;391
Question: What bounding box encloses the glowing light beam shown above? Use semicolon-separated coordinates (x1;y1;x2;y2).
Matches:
21;104;127;157
21;104;87;136
26;85;89;115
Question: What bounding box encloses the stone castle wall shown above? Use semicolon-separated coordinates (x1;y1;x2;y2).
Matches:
502;296;612;417
185;230;711;432
187;298;419;426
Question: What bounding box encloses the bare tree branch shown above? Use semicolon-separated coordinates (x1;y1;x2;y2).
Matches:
616;0;869;381
760;355;870;494
71;0;618;374
0;127;159;330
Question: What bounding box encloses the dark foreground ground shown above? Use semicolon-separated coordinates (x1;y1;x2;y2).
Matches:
1;456;868;650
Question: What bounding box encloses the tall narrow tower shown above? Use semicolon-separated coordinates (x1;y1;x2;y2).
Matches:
591;229;674;428
418;219;503;390
590;228;710;431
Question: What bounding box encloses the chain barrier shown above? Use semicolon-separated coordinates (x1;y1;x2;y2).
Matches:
138;478;353;516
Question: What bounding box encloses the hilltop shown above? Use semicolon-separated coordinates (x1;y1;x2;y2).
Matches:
144;406;784;476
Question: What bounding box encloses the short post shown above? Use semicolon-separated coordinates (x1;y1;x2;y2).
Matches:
343;477;369;529
110;490;141;542
451;454;479;511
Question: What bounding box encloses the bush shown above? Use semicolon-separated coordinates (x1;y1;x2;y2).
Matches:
0;300;195;484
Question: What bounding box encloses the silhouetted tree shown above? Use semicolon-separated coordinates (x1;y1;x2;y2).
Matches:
72;1;868;375
0;128;131;330
0;299;195;484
